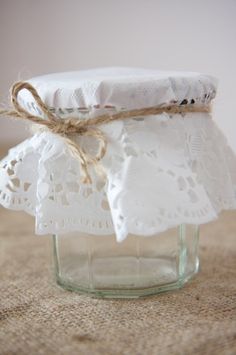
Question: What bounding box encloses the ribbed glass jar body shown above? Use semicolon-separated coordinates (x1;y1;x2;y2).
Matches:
52;224;199;298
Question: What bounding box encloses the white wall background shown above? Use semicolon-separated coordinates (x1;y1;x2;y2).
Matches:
0;0;235;151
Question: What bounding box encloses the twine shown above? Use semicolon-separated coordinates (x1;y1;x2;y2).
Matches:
0;81;211;184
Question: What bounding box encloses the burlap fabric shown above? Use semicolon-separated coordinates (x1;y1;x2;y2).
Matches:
0;150;236;355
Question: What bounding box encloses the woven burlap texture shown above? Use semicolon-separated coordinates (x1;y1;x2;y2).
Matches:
0;180;236;354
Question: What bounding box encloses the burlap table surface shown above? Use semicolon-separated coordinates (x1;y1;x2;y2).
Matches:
0;149;236;355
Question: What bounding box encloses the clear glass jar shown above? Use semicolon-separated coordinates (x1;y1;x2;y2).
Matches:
52;224;199;298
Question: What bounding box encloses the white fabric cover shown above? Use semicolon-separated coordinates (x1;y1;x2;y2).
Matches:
0;68;235;242
17;67;217;119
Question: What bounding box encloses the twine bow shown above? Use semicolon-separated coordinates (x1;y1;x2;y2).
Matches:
0;81;211;184
0;81;108;184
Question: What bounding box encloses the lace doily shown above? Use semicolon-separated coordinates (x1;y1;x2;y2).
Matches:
1;112;236;242
0;68;235;242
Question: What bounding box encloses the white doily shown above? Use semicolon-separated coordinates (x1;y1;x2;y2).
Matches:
0;68;235;242
0;112;236;242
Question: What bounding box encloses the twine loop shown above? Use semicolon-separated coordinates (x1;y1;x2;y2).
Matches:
0;81;211;184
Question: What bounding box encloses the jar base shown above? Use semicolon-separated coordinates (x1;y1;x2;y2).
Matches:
55;271;199;299
54;254;199;299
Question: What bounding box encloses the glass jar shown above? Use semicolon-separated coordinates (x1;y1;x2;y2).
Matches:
52;224;199;298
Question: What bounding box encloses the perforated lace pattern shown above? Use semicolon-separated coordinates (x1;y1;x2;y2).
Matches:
0;112;235;242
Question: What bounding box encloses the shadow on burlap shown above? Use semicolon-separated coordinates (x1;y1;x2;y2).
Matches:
0;180;236;354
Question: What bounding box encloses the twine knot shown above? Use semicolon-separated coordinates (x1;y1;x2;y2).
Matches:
48;118;88;136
